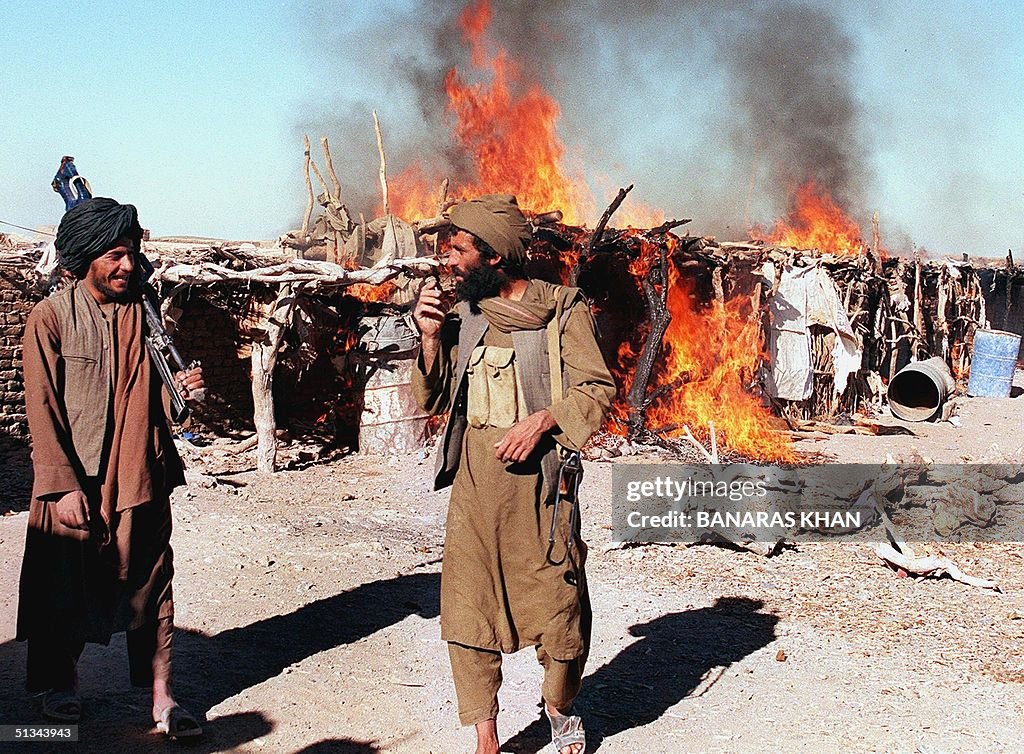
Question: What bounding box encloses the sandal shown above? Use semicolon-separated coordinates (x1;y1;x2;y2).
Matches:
42;690;81;723
155;704;203;739
545;706;585;754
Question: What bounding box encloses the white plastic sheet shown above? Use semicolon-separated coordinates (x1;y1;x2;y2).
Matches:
764;263;862;400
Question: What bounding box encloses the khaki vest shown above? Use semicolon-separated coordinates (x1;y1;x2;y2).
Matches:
433;292;578;503
47;282;116;477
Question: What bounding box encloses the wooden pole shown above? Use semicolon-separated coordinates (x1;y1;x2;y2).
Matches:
589;185;633;252
712;265;725;307
309;158;331;197
321;136;345;264
871;211;882;275
321;136;342;202
435;177;450;259
373;110;389;214
936;267;949;360
437;177;450;214
251;283;297;473
913;253;925;359
626;247;671;434
572;184;633;287
300;136;314;260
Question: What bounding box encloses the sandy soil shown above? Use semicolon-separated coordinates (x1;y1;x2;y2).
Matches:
1;390;1023;754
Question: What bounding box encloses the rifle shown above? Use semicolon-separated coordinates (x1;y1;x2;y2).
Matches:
136;253;204;423
48;156;201;422
51;156;93;211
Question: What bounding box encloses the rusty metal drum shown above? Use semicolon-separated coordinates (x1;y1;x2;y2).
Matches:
355;313;430;454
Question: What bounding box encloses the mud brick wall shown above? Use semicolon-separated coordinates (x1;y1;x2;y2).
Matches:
175;294;254;428
1;281;255;439
0;272;42;438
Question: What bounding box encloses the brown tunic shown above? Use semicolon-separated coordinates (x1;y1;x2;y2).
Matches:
17;283;185;648
413;281;615;660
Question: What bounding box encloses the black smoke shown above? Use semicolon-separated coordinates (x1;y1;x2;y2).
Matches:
296;0;870;237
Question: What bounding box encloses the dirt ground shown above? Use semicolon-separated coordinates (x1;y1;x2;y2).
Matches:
1;388;1024;754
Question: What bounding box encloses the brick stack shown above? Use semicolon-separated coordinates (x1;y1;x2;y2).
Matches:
0;275;42;438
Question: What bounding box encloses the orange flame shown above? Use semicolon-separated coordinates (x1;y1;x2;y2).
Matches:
611;245;794;462
751;181;863;255
390;0;669;227
392;0;592;223
382;0;792;462
346;281;398;303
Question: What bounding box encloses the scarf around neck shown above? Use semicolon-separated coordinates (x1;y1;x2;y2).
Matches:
473;280;581;334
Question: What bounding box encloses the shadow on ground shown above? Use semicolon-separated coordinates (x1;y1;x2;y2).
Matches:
293;740;383;753
502;596;780;753
0;571;439;753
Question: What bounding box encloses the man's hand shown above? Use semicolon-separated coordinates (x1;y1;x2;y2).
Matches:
494;410;558;463
54;490;90;531
175;365;205;402
413;277;448;372
413;277;447;338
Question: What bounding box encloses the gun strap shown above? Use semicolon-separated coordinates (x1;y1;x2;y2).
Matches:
547;300;564;406
545;295;586;567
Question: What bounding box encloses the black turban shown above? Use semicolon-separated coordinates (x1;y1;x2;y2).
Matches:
55;197;143;277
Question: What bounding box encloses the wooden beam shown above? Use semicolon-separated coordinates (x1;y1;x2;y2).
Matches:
251;283;297;473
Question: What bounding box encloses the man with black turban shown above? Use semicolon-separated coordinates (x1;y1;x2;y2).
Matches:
412;195;615;754
17;197;204;737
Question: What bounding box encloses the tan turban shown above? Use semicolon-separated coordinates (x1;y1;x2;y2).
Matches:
448;194;532;265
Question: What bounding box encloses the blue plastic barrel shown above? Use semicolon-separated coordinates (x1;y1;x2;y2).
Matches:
967;328;1022;398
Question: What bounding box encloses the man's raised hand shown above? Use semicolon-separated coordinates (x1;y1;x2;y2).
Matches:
413;277;447;339
413;277;448;373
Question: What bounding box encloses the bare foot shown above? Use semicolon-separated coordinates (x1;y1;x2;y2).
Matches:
546;703;585;754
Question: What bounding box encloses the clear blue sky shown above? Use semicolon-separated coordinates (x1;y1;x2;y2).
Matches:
1;1;1022;257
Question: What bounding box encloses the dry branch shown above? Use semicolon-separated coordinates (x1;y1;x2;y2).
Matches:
373;110;389;213
437;178;450;214
649;218;692;235
152;257;438;289
252;283;298;472
681;424;718;464
625;246;671;434
301;136;315;246
589;184;633;252
321;136;342;202
875;542;1000;590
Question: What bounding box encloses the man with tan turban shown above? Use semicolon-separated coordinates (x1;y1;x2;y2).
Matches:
413;194;615;754
17;197;203;737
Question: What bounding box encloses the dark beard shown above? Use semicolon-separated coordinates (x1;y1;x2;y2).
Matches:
97;271;142;303
456;264;506;314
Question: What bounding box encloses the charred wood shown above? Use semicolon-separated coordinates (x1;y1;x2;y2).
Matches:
625;246;671;435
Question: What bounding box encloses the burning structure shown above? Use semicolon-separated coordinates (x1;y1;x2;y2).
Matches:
0;0;1019;473
0;201;1010;474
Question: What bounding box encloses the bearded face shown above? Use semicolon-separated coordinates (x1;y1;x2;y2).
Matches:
455;263;506;313
447;230;507;314
83;237;141;303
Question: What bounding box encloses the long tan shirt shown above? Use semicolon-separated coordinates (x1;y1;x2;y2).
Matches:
17;283;184;647
413;280;615;659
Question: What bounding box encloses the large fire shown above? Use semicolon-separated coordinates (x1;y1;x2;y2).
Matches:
611;242;794;462
390;0;590;223
750;181;863;255
384;0;792;461
389;0;662;227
